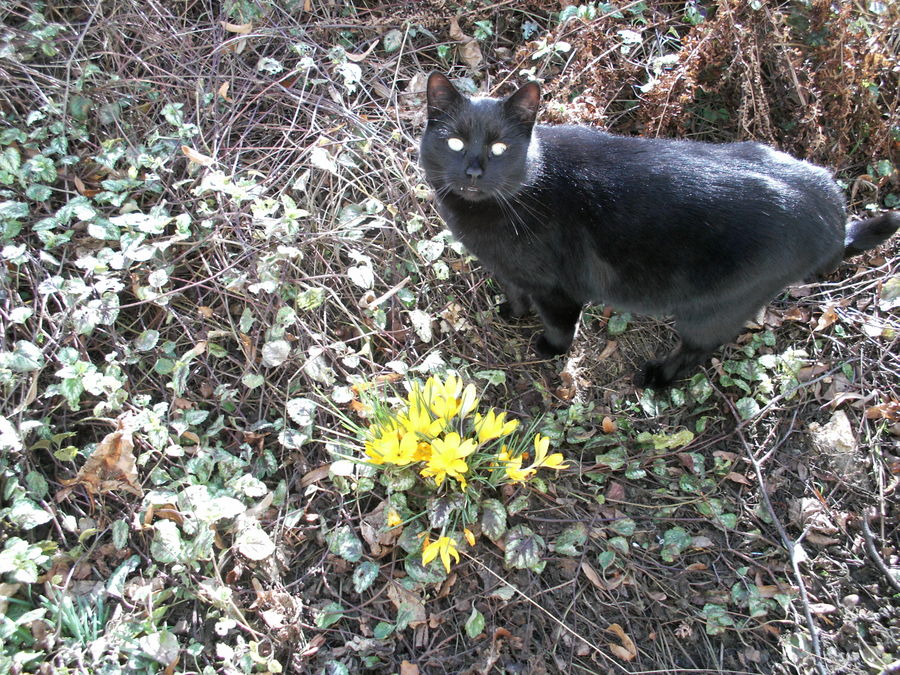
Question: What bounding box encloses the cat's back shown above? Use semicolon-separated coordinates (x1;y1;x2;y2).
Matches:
532;124;844;221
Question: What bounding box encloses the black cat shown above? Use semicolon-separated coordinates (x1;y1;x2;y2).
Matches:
419;72;899;388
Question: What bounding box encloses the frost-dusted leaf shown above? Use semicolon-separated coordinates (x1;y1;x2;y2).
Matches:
689;373;713;403
8;497;52;529
327;525;363;562
286;397;316;429
416;238;444;262
480;499;507;540
26;184;51;201
428;493;464;529
242;373;264;389
148;269;169;288
9;307;32;324
347;262;374;289
381;467;417;492
315;602;345;629
635;429;694;450
4;340;45;372
353;560;379;593
404;554;446;584
383;29;403;52
133;329;160;352
552;522;587;556
474;369;506;386
503;525;545;570
878;276;900;311
594;447;626;470
661;526;691;562
465;607;485;639
609;518;635;536
302;348;336;385
139;630;180;666
735;397;760;420
150;520;182;563
278;427;311;449
112;519;129;550
0;416;22;452
408;309;433;343
261;339;291;367
296;287;326;310
607;312;631;335
702;603;734;635
310;146;338;174
236;525;276;561
507;493;529;516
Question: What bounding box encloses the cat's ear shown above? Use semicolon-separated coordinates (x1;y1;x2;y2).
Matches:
504;81;541;127
426;72;463;119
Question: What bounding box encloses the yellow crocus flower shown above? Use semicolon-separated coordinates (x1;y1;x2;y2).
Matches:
419;432;477;487
422;535;460;573
474;409;519;444
365;428;418;466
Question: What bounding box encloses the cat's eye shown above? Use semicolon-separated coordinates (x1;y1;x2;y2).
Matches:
447;137;464;152
490;142;508;156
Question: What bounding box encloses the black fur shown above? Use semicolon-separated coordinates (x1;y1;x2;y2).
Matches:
419;72;899;387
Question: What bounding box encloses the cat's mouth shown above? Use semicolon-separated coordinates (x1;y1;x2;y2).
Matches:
458;185;488;200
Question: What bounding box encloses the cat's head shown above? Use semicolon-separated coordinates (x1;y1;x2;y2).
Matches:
419;72;541;203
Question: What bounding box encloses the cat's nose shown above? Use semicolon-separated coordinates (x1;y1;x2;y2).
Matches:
466;165;483;180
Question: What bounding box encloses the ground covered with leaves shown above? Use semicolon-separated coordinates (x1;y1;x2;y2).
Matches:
1;1;899;673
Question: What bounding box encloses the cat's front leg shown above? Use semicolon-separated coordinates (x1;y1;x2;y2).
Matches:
531;293;583;358
497;282;532;321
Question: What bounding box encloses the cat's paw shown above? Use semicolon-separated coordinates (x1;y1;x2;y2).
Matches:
635;359;675;389
535;334;568;359
498;301;529;321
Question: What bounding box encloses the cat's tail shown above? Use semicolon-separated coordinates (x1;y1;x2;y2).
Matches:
844;212;900;258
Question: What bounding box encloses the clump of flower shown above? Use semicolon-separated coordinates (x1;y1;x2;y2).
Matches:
358;374;569;574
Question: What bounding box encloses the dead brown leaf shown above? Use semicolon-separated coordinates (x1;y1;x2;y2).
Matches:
181;145;214;167
59;416;143;499
399;661;420;675
607;623;637;661
449;18;483;69
602;416;617;433
814;305;839;332
598;340;619;360
220;21;252;33
387;581;427;628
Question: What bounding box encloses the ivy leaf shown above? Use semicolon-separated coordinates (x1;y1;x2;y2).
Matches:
735;397;760;419
260;339;291;367
609;518;636;536
235;525;276;561
353;561;379;593
326;525;363;563
552;522;587;556
661;526;691;562
315;602;344;629
428;493;464;529
480;498;507;540
465;607;485;638
607;311;631;335
134;330;160;352
503;525;545;570
150;520;182;564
